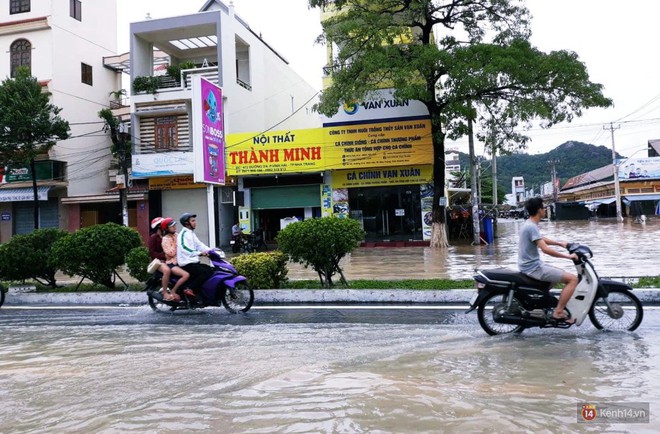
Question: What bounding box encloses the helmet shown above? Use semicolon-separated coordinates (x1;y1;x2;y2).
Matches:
160;217;175;231
180;212;197;226
150;217;164;229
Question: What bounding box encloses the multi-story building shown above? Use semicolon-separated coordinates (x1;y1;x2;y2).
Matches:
103;0;319;245
511;176;525;205
0;0;121;242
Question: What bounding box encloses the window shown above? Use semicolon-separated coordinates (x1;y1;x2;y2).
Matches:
235;37;251;90
155;117;178;149
81;63;92;86
70;0;81;21
10;0;30;14
10;39;31;77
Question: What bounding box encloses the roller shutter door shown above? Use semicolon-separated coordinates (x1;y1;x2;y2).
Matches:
251;185;319;209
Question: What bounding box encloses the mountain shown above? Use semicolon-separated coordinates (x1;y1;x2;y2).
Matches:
456;141;622;195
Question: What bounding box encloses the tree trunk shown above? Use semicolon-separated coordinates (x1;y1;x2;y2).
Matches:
429;112;449;249
30;158;39;230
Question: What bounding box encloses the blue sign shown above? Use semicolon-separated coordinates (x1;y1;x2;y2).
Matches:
1;212;11;221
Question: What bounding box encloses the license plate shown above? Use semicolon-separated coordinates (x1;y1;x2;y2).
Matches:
469;292;479;306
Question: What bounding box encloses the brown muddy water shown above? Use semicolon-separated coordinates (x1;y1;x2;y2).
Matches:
287;218;660;280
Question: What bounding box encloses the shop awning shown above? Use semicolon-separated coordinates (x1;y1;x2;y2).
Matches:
624;194;660;202
0;186;51;202
582;197;617;209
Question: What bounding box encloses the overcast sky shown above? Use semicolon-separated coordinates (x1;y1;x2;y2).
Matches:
118;0;660;159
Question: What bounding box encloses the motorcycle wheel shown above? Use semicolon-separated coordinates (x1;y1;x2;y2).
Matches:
477;292;526;336
221;281;254;314
147;287;178;313
588;289;643;331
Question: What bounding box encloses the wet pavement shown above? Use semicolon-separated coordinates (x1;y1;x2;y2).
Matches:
1;306;659;432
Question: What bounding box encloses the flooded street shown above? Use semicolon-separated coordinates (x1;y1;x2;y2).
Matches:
1;218;659;433
1;307;659;432
286;218;660;280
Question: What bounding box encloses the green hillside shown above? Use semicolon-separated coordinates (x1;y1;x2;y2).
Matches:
457;141;622;196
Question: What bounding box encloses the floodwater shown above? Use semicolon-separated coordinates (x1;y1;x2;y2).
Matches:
0;308;659;433
286;218;660;281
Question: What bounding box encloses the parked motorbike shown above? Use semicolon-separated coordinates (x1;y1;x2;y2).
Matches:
146;249;254;313
467;243;643;335
230;234;252;253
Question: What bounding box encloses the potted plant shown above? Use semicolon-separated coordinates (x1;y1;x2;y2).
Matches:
108;89;127;108
166;61;197;85
132;76;161;95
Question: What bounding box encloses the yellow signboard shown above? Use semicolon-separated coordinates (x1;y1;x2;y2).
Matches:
332;165;433;189
324;119;433;170
226;119;433;176
226;129;325;175
149;175;205;190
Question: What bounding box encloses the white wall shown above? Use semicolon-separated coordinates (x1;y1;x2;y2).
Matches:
0;0;121;198
220;8;320;135
162;189;211;246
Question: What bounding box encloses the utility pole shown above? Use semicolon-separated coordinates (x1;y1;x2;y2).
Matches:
118;122;130;227
468;115;480;245
491;143;498;205
604;122;623;222
547;159;560;202
99;109;130;226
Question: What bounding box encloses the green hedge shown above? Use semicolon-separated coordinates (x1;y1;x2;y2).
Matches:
231;251;289;289
276;217;364;287
50;223;143;289
126;246;150;283
0;228;67;287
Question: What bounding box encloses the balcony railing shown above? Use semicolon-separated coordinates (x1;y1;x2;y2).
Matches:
132;67;220;94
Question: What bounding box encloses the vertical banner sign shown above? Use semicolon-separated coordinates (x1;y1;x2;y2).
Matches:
192;76;225;185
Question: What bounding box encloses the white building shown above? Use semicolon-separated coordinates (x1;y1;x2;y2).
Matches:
0;0;121;241
102;0;319;245
511;176;525;205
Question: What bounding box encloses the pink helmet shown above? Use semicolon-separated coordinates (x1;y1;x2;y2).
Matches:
160;217;175;231
150;217;164;229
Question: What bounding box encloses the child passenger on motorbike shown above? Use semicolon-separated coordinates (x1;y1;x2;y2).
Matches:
148;217;178;301
518;197;578;323
160;218;190;300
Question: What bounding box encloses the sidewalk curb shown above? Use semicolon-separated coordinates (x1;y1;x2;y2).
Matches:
4;288;660;306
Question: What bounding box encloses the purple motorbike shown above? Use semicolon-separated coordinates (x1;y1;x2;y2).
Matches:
146;249;254;313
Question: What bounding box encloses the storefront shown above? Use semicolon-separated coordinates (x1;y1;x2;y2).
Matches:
226;90;435;241
348;185;422;241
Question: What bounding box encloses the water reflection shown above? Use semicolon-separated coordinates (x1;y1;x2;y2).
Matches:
287;219;660;280
1;315;659;433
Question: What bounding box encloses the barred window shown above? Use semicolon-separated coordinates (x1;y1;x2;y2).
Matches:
81;63;92;86
10;0;30;14
10;39;31;77
70;0;82;21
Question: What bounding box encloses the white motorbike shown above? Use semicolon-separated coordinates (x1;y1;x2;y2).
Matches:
467;244;643;335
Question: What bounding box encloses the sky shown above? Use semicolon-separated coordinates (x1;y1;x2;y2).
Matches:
117;0;660;159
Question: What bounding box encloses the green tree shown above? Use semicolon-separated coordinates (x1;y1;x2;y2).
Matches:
0;228;67;287
309;0;611;247
276;217;364;287
50;223;142;289
0;67;70;230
